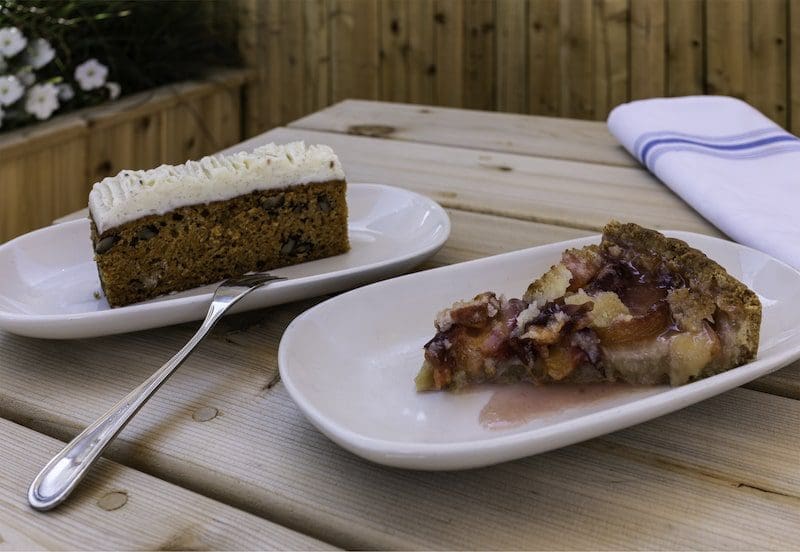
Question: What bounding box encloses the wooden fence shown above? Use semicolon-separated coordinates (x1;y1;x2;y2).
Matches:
0;70;248;242
238;0;798;137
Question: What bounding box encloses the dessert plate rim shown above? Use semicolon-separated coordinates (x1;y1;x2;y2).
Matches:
0;183;450;338
278;231;800;470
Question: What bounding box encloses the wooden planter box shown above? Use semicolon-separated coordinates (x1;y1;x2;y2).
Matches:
0;68;250;243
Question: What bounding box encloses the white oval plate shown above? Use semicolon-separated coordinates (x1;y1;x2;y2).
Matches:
0;184;450;339
279;232;800;470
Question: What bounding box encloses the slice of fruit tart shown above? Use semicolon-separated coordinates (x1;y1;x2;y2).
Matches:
417;221;761;391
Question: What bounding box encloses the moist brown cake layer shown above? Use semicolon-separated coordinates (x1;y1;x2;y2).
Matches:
91;179;348;307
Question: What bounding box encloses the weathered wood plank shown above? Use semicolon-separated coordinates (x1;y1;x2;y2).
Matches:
747;0;788;126
303;0;332;115
630;0;666;99
330;0;380;102
0;419;333;550
0;159;25;242
290;99;637;166
791;0;800;133
380;0;410;102
706;0;748;99
560;0;595;118
463;0;496;110
666;0;704;96
592;0;628;119
238;0;270;136
528;0;561;116
496;0;528;113
242;125;720;234
406;0;436;105
433;0;465;107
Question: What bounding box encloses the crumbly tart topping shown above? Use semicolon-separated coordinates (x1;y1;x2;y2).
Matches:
89;141;345;233
417;221;762;391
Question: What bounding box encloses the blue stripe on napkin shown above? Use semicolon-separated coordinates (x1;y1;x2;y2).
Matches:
634;128;800;169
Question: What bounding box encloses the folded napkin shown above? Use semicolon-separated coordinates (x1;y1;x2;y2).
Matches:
608;96;800;269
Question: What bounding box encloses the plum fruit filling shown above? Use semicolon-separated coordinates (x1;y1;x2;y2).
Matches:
416;222;761;391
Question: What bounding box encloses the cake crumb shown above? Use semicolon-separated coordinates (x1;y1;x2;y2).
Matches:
93;290;102;300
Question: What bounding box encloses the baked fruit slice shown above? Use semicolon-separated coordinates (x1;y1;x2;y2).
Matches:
416;221;761;391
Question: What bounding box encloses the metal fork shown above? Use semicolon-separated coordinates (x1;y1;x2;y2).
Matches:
27;273;286;511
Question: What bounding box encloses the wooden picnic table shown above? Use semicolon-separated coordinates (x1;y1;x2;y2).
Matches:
1;100;799;550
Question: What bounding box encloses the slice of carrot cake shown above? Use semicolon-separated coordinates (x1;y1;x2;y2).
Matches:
89;141;349;307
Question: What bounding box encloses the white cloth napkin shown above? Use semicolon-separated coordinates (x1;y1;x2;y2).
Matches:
607;95;800;269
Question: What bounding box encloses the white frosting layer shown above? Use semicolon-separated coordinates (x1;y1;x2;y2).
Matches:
88;141;345;233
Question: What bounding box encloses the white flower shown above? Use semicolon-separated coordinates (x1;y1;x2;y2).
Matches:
24;38;55;69
74;58;108;91
57;83;74;101
16;68;34;86
25;83;59;120
0;75;24;106
0;27;27;58
106;81;121;100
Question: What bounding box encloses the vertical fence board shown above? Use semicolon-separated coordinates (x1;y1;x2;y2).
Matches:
407;0;436;105
748;0;788;126
706;0;748;99
51;139;89;219
130;113;163;171
0;160;25;241
238;0;270;136
331;0;380;102
560;0;595;118
528;0;561;115
380;0;410;102
593;0;629;119
22;148;55;235
462;0;496;110
87;123;136;185
792;0;800;133
630;0;665;99
303;0;331;115
496;0;528;113
434;0;465;107
666;0;704;96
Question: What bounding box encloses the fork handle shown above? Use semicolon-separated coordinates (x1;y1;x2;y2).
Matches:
27;301;230;511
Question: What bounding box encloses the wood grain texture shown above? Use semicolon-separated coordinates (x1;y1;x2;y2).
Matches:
496;0;528;113
380;0;410;103
560;0;595;118
528;0;561;116
235;0;800;133
255;124;718;234
666;0;704;96
462;0;496;110
630;0;666;99
792;0;800;132
406;0;436;104
0;419;332;550
434;0;465;107
290;99;638;166
747;0;788;126
331;0;380;102
706;0;748;99
593;0;629;119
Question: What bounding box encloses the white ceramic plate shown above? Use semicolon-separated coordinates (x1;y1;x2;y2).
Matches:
0;184;450;339
279;232;800;470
